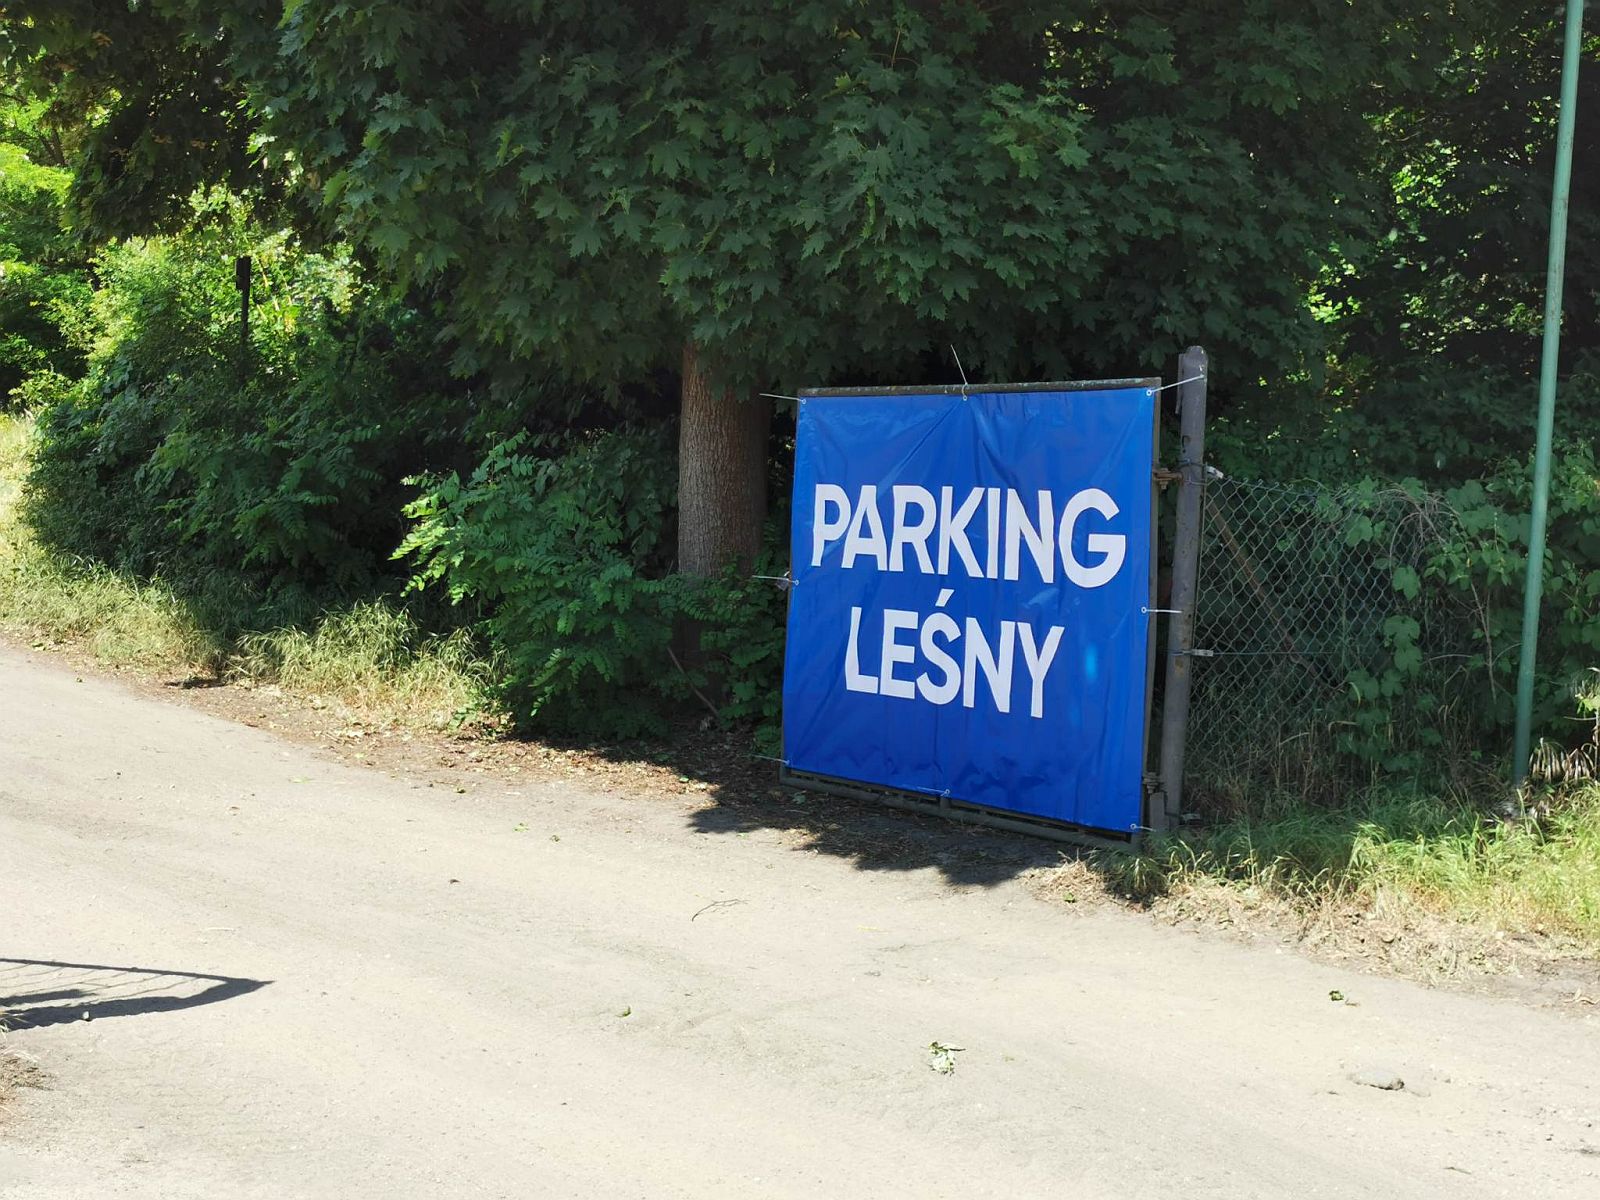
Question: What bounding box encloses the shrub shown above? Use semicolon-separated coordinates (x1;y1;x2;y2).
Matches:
1188;441;1600;815
23;191;485;594
399;427;681;736
399;426;790;742
672;537;789;749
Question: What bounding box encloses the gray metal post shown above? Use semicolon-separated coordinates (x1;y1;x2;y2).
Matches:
1157;346;1208;827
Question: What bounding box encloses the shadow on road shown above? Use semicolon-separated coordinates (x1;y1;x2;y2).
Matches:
556;723;1078;888
686;783;1075;886
642;727;1073;886
0;958;269;1030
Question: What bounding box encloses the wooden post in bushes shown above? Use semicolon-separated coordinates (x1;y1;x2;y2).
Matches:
1156;346;1208;829
234;255;252;381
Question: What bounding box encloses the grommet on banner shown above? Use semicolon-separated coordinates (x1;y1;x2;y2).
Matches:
949;345;971;400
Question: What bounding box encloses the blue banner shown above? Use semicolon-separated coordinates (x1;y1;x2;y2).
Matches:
782;386;1155;833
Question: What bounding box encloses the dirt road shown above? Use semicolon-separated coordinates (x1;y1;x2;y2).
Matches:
1;644;1597;1198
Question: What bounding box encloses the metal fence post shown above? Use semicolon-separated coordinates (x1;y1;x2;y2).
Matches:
1157;346;1208;827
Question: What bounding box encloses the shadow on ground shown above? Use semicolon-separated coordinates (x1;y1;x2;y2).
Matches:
688;783;1075;886
577;722;1080;888
0;958;269;1030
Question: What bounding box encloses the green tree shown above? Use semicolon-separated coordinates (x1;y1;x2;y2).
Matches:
67;0;1472;573
0;0;259;242
0;91;90;400
1206;3;1600;483
6;1;1555;559
1331;1;1600;478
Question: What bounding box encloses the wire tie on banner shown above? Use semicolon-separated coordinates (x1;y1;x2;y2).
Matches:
1142;606;1183;615
760;392;802;403
1157;373;1206;392
949;344;971;400
751;573;793;589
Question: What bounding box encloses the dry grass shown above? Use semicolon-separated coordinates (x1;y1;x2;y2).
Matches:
229;603;493;730
0;1008;47;1121
0;415;217;668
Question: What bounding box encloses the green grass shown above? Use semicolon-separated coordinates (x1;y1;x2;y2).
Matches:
0;411;494;729
1112;786;1600;948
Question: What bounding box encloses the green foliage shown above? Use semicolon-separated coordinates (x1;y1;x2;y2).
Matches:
4;410;495;725
1336;444;1600;760
399;428;681;736
1430;443;1600;717
3;0;1592;784
7;0;1578;486
24;192;478;592
1206;359;1600;486
399;429;791;741
674;540;789;748
1194;449;1599;813
0;103;92;401
1341;5;1600;381
167;0;1482;396
1206;5;1600;482
1;1;265;241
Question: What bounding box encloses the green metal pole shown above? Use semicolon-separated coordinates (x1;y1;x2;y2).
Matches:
1513;0;1586;785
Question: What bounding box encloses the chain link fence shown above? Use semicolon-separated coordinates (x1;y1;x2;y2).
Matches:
1184;473;1465;812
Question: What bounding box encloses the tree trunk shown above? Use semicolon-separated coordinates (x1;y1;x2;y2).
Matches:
677;341;771;576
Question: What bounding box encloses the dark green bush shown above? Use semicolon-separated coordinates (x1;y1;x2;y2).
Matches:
1331;442;1600;769
1427;440;1600;729
674;550;788;746
398;427;680;736
398;427;789;741
24;193;481;595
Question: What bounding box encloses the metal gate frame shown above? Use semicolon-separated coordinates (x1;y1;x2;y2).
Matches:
776;360;1208;848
